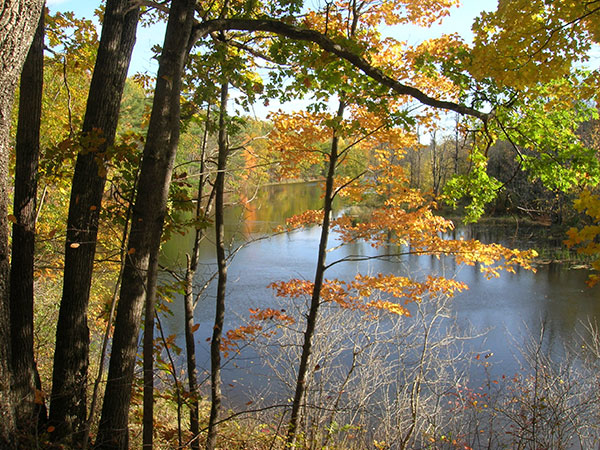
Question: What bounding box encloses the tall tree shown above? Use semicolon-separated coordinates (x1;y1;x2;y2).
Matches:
184;104;213;450
48;0;140;443
206;81;229;450
286;100;345;446
10;5;45;434
95;0;579;446
95;0;196;447
0;0;45;445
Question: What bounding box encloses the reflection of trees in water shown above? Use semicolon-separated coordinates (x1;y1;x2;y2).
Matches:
159;183;600;443
463;222;564;251
233;182;324;234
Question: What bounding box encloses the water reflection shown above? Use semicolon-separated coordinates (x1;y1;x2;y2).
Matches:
161;183;600;399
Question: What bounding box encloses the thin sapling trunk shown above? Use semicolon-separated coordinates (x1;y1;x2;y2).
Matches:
286;101;345;446
206;82;229;450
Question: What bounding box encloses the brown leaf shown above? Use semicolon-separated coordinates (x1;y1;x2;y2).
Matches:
34;389;45;405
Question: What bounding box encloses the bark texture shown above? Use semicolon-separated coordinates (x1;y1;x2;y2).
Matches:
142;245;159;449
206;82;229;450
95;1;196;447
10;7;44;433
184;255;201;450
49;0;140;443
184;106;211;450
0;1;45;445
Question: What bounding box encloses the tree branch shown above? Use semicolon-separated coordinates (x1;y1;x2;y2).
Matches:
191;18;491;121
127;0;170;14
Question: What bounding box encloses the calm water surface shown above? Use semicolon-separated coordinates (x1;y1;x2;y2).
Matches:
161;182;600;402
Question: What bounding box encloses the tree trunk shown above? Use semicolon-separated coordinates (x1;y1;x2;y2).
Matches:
184;256;200;450
49;0;140;444
10;6;44;434
95;1;196;447
286;101;345;446
454;114;460;176
185;104;211;450
142;242;160;449
0;1;45;445
430;132;439;196
206;82;229;450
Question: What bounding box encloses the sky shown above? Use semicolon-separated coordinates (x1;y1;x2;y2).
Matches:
46;0;166;75
46;0;498;76
45;0;498;122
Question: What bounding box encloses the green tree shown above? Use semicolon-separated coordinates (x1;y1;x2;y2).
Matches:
443;1;600;220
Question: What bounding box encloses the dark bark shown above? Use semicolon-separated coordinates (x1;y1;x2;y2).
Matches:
286;101;345;446
142;243;159;449
83;164;138;450
430;132;440;196
454;114;460;176
184;255;200;450
95;1;196;447
0;1;45;445
141;47;199;447
10;7;44;433
49;0;140;443
184;105;211;450
206;83;229;450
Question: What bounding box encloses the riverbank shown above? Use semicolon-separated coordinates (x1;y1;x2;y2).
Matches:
343;205;593;268
158;181;600;449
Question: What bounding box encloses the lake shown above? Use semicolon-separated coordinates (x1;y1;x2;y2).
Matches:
160;182;600;405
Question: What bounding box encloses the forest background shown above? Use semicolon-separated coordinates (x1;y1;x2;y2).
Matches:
0;0;599;449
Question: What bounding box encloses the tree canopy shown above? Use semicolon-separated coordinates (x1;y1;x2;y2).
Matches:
1;0;599;448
